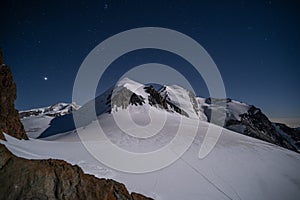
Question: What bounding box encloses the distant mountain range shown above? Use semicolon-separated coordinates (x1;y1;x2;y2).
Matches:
20;77;300;153
19;102;80;118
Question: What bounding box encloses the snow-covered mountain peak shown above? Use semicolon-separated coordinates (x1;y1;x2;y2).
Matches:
112;77;149;101
110;78;201;118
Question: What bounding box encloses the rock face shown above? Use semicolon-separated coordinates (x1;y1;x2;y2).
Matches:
144;85;168;109
109;87;145;111
225;106;296;151
0;144;152;200
0;49;28;140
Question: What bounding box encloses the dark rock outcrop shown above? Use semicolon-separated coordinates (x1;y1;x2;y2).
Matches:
144;86;168;109
225;106;296;151
0;144;153;200
273;122;300;150
0;49;28;140
109;87;145;110
203;98;299;152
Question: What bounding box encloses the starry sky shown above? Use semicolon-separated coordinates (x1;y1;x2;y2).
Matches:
1;0;299;118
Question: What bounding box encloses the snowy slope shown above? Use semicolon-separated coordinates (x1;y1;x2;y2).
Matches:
1;116;300;200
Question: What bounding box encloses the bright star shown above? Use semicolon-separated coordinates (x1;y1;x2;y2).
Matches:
44;77;48;81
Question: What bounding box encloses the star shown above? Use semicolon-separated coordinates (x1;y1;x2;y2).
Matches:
44;77;48;81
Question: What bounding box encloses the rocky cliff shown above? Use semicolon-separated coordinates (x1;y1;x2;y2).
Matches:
0;144;152;200
0;49;28;140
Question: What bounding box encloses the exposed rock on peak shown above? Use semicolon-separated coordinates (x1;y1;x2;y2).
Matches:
144;85;168;109
109;87;145;111
0;52;28;140
227;105;296;151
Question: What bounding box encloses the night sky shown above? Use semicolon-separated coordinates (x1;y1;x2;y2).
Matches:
1;0;299;118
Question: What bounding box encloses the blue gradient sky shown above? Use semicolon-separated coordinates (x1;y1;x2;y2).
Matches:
1;0;299;118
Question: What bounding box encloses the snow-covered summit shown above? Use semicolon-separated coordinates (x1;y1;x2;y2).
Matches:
115;77;144;92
